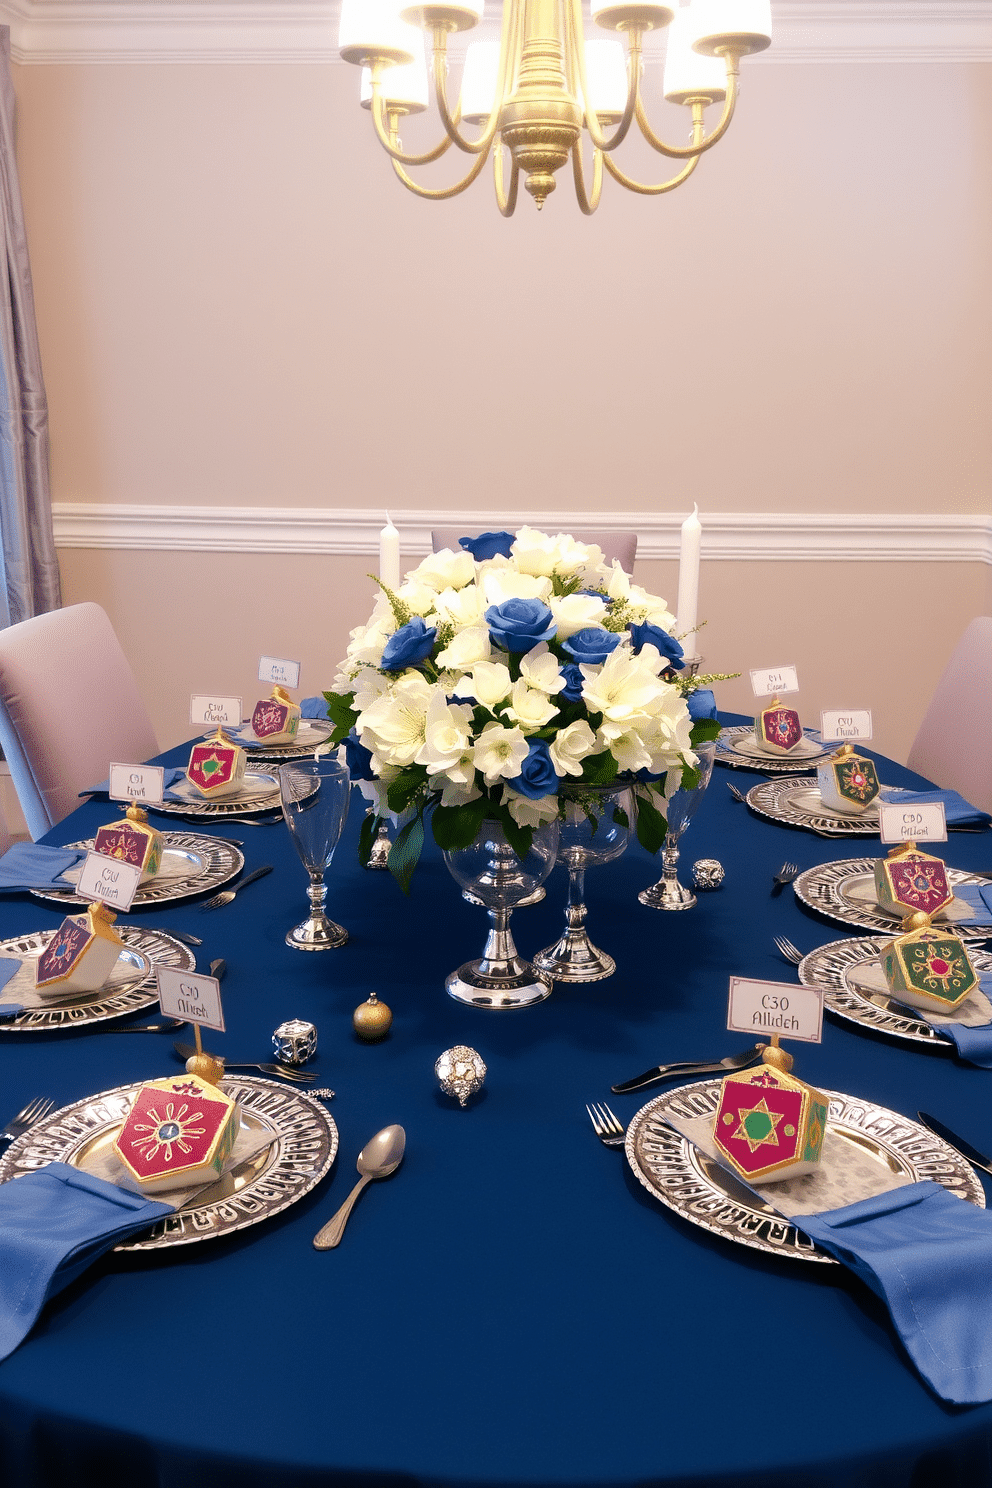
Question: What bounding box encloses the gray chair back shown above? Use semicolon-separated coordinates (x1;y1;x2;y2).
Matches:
906;616;992;812
431;528;637;572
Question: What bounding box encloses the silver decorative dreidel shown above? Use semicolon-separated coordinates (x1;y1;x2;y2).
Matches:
692;859;725;891
365;810;392;870
272;1018;318;1066
435;1046;486;1107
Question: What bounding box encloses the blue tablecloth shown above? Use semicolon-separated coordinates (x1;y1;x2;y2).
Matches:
1;723;992;1488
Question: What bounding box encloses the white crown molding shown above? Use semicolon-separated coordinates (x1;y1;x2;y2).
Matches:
51;503;992;564
2;1;990;64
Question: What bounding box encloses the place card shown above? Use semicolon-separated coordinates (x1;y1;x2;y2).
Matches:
157;966;226;1033
727;976;823;1043
879;800;948;844
258;656;301;689
820;709;873;743
76;850;142;912
750;665;799;698
108;763;165;805
190;695;242;728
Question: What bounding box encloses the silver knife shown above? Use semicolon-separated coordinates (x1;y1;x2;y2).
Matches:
611;1043;766;1095
917;1110;992;1178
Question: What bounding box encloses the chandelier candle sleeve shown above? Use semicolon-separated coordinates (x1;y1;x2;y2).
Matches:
676;506;701;649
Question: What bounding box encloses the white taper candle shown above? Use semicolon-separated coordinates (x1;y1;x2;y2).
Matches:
379;512;401;590
676;505;701;649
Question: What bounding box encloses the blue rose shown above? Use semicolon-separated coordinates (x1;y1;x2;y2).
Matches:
511;739;559;800
562;628;621;666
687;688;718;722
559;664;585;703
459;531;515;562
380;617;437;671
629;622;684;671
485;598;556;653
342;733;375;781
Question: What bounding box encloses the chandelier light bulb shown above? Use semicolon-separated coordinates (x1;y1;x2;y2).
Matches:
688;0;772;57
360;35;430;112
459;42;500;124
582;40;628;123
339;0;419;66
663;4;727;104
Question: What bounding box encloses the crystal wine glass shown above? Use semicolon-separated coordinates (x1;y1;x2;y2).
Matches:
533;783;632;982
280;756;351;950
638;740;717;911
443;818;559;1009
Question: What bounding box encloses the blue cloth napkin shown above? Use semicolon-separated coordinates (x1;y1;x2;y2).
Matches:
80;767;186;801
927;973;992;1067
795;1181;992;1403
0;843;86;891
0;1163;172;1362
0;956;23;1020
950;883;992;927
300;696;330;720
880;787;991;829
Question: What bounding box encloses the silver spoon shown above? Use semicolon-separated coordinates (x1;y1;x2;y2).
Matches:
313;1124;406;1250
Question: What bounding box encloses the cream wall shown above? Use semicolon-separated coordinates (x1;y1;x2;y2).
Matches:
9;49;992;762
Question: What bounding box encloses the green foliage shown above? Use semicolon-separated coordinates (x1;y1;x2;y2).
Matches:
431;795;488;851
386;767;427;815
634;788;668;855
368;574;411;628
679;763;701;792
496;803;534;861
323;691;359;745
580;750;619;786
613;806;630;829
388;812;425;896
689;717;722;746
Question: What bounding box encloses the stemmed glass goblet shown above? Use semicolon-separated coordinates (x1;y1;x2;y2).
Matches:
638;740;717;911
280;756;351;950
533;784;632;982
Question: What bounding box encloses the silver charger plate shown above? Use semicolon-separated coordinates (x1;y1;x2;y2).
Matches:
0;925;195;1032
745;778;908;837
797;935;992;1048
30;833;244;908
793;857;990;940
625;1080;984;1264
216;718;333;764
152;770;281;818
715;726;827;773
0;1075;338;1249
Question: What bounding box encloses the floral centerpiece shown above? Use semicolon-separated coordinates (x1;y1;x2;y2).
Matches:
322;528;729;891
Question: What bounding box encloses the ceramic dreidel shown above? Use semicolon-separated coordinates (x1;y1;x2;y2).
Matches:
713;1038;828;1183
881;911;979;1014
94;803;164;883
251;685;301;745
817;743;881;815
186;725;248;798
874;843;953;920
753;697;803;756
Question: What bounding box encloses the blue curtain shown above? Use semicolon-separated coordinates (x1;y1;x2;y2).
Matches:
0;27;60;628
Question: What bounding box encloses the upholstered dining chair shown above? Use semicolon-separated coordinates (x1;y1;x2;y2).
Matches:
906;616;992;813
0;602;159;839
431;528;638;572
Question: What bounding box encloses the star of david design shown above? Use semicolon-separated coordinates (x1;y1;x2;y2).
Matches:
732;1098;783;1153
200;753;222;778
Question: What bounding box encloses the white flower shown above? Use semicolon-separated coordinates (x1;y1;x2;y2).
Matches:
549;719;598;777
434;585;487;629
416;694;475;776
352;668;391;712
345;619;393;669
395;580;438;617
463;661;512;710
504;679;559;731
473;722;528;786
595;720;654;774
580;649;671;724
436;626;492;670
410;548;476;593
518;643;564;695
549;593;608;639
505;790;560;828
482;569;553;606
511;527;602;578
357;673;433;769
439;774;482;808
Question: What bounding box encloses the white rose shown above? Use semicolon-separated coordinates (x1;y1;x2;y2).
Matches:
439;774;483;808
518;642;565;694
505;790;561;828
503;679;559;731
416;693;475;776
482;569;553;606
410;548;476;593
436;626;492;670
549;593;608;640
463;661;512;710
548;719;598;777
395;580;439;617
345;619;393;668
352;668;391;712
473;722;529;786
511;527;602;578
434;584;487;629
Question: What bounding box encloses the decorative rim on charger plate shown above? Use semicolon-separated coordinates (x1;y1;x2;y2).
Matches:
209;718;334;764
29;833;244;909
793;857;989;940
745;777;907;836
0;925;195;1032
715;725;828;774
0;1075;338;1248
151;772;283;818
796;935;992;1049
624;1079;983;1264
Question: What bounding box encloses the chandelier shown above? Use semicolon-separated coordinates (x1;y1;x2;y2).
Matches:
336;0;771;213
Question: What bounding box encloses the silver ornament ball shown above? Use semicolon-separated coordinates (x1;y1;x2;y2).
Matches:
435;1045;487;1107
691;859;725;891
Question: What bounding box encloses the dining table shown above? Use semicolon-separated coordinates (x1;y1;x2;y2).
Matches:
1;718;992;1488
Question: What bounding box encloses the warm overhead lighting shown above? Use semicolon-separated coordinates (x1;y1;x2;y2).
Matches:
338;0;771;214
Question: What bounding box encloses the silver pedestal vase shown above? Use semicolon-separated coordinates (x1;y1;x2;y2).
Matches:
533;784;632;983
443;818;559;1009
638;740;717;912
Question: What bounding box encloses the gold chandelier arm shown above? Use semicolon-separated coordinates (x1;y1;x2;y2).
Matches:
636;55;738;159
370;90;459;166
390;135;494;199
567;0;641;155
429;0;520;157
493;136;520;217
601;106;704;194
570;139;603;215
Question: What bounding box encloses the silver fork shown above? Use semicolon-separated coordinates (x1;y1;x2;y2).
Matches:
772;862;800;893
773;935;804;966
198;864;273;912
586;1102;625;1149
727;782;747;803
1;1096;55;1144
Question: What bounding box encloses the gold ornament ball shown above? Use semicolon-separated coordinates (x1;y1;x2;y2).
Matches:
185;1052;226;1086
353;991;392;1041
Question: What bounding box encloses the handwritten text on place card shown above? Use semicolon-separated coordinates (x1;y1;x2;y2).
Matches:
727;976;823;1043
157;966;226;1033
190;695;242;727
749;665;799;698
108;763;165;805
76;851;142;913
258;656;301;689
879;801;948;844
820;710;873;743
